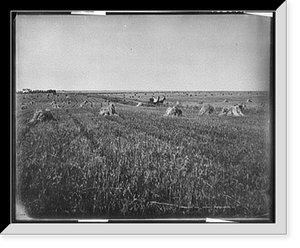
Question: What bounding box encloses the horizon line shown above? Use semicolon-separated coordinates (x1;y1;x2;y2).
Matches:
17;89;269;93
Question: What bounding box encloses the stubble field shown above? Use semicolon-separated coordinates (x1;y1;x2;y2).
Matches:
15;91;272;221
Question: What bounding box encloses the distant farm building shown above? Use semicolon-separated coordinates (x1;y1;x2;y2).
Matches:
22;89;32;94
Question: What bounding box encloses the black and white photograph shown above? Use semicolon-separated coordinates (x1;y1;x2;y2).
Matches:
13;10;276;225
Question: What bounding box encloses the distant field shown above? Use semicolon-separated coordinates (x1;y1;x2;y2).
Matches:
15;91;272;220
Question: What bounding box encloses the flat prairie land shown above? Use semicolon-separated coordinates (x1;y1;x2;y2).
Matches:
15;91;272;220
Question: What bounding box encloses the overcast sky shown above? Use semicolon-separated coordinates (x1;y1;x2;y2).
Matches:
15;14;271;91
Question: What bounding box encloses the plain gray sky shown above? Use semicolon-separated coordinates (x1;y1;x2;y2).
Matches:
15;14;271;91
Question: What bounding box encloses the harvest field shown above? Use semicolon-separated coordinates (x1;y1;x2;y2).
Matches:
15;91;272;220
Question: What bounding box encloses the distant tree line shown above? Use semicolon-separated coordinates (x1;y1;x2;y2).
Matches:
31;89;57;94
19;89;57;94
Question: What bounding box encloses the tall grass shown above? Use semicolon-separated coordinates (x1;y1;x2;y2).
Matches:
16;105;272;219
